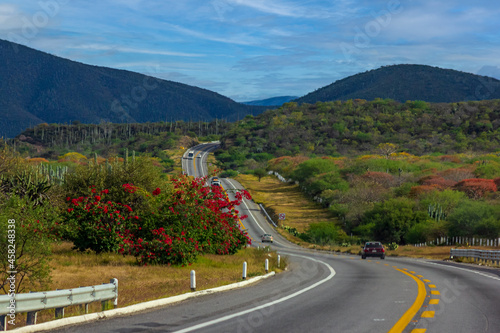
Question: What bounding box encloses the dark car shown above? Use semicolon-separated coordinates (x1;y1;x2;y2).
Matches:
361;242;385;259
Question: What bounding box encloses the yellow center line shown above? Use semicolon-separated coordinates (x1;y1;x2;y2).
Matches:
193;151;202;174
388;269;427;333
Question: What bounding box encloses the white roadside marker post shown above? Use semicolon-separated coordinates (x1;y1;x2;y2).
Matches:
190;270;196;291
242;262;247;280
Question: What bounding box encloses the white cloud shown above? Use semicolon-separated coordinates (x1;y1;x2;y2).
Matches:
69;44;205;57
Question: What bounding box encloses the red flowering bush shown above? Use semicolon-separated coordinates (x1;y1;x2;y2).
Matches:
62;176;252;265
119;175;252;265
63;186;137;253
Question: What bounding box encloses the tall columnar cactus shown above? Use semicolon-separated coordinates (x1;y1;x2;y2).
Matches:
428;203;445;222
124;148;129;167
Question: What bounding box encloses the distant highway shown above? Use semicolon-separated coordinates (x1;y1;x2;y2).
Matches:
54;143;500;333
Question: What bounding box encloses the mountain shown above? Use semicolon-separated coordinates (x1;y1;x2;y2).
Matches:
0;39;265;138
242;96;298;106
295;64;500;104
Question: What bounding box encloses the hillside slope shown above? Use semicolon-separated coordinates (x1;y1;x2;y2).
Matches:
295;64;500;104
0;39;265;138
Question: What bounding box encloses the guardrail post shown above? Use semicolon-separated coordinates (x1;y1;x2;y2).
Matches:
265;259;269;273
55;307;64;319
26;311;37;325
277;255;281;268
190;270;196;291
242;262;247;280
111;278;118;309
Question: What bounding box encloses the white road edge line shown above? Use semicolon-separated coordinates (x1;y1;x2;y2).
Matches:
173;254;336;333
420;260;500;281
225;179;267;235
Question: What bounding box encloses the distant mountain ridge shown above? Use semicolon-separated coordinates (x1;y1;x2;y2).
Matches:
243;96;298;106
295;64;500;104
0;39;265;138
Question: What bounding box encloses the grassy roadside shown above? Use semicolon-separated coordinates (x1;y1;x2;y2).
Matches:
7;243;284;328
236;173;500;266
235;174;331;234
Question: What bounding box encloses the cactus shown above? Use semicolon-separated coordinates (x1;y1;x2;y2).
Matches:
428;203;446;221
124;148;129;167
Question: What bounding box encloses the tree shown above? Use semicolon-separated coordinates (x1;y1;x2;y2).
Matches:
362;198;429;244
253;168;268;182
448;201;500;237
453;178;497;199
377;143;397;159
292;158;338;183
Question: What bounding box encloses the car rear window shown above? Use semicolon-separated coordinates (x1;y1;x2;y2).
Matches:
365;243;382;248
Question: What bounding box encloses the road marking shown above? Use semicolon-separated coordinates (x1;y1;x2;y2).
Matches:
421;311;435;318
423;279;431;283
225;179;267;235
431;290;440;295
429;299;439;305
388;269;427;333
411;329;427;333
421;261;500;282
428;284;436;288
173;254;336;333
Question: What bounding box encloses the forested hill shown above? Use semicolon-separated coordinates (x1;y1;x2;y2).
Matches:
295;64;500;104
218;99;500;168
0;39;265;138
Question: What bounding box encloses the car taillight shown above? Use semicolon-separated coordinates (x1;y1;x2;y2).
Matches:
381;248;385;252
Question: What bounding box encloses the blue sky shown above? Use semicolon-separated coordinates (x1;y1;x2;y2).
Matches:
1;0;500;101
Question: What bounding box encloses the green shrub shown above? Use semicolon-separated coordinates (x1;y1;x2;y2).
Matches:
0;196;60;293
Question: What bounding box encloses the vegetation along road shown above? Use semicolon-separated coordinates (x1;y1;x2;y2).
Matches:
51;143;500;333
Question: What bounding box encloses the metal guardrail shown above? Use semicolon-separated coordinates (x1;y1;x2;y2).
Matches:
450;249;500;264
259;204;278;228
0;278;118;330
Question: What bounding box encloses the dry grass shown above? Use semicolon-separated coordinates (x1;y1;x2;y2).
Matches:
7;243;283;328
236;174;331;233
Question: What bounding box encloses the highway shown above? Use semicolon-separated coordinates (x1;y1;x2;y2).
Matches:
54;143;500;333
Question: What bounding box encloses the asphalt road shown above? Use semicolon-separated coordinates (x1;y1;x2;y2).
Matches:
52;143;500;333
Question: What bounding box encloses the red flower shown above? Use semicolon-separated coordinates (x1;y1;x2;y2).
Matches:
95;195;101;201
152;188;161;196
101;189;109;194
